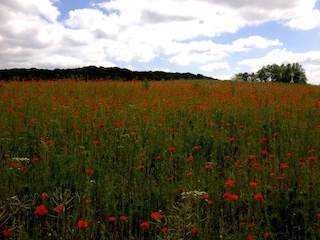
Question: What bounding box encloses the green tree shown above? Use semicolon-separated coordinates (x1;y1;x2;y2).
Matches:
252;63;307;84
290;63;307;84
232;72;256;81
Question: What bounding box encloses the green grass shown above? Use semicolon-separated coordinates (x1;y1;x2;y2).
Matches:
0;80;320;239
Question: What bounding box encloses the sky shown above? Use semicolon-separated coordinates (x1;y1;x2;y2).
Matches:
1;0;320;84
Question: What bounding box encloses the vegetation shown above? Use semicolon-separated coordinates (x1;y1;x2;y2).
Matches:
1;80;320;239
232;63;307;84
0;66;216;81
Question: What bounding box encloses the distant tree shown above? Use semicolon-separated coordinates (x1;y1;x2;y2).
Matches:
290;63;307;84
232;72;256;82
0;67;216;81
241;63;308;84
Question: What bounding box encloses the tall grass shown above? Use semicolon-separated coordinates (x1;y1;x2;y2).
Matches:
0;80;320;239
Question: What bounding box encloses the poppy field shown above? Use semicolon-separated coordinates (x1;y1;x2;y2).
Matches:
1;79;320;239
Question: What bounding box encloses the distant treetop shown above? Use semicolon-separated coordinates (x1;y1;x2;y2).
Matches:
232;63;307;84
0;66;217;81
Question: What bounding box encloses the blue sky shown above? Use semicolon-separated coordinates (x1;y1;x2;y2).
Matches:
0;0;320;84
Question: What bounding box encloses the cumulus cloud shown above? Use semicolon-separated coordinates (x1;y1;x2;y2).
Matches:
285;8;320;30
231;36;282;51
0;0;319;83
1;0;60;22
200;62;231;73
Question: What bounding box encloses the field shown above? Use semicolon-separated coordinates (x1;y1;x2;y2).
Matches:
1;80;320;239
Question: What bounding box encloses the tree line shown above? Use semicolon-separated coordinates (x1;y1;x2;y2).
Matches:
231;63;307;84
0;66;216;81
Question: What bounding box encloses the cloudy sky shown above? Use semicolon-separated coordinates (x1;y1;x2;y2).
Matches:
1;0;320;84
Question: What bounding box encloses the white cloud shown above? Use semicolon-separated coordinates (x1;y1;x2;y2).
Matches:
231;36;282;51
153;68;170;72
0;0;60;22
200;62;231;73
285;8;320;30
0;0;320;83
167;40;229;66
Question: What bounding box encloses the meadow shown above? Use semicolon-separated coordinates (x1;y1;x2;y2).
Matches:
0;79;320;240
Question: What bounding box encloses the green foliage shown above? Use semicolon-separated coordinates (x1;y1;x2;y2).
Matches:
0;66;216;81
233;62;308;84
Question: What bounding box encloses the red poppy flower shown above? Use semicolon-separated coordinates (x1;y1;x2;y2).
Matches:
254;193;265;203
187;155;194;161
252;162;259;168
260;138;267;143
77;220;88;228
169;146;175;152
193;145;200;151
249;182;258;187
161;227;168;233
40;192;48;201
86;169;94;175
34;204;48;216
187;172;193;177
309;149;316;153
191;228;198;235
140;221;150;230
138;164;145;169
93;140;99;145
109;216;116;222
279;163;288;169
120;215;127;221
168;176;174;182
225;180;236;187
223;192;231;198
223;192;239;201
263;232;269;239
203;193;209;199
21;166;28;172
113;122;121;127
151;211;164;219
3;229;12;237
205;164;212;169
229;194;239;201
54;205;64;213
308;156;316;162
11;163;20;168
248;235;255;240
